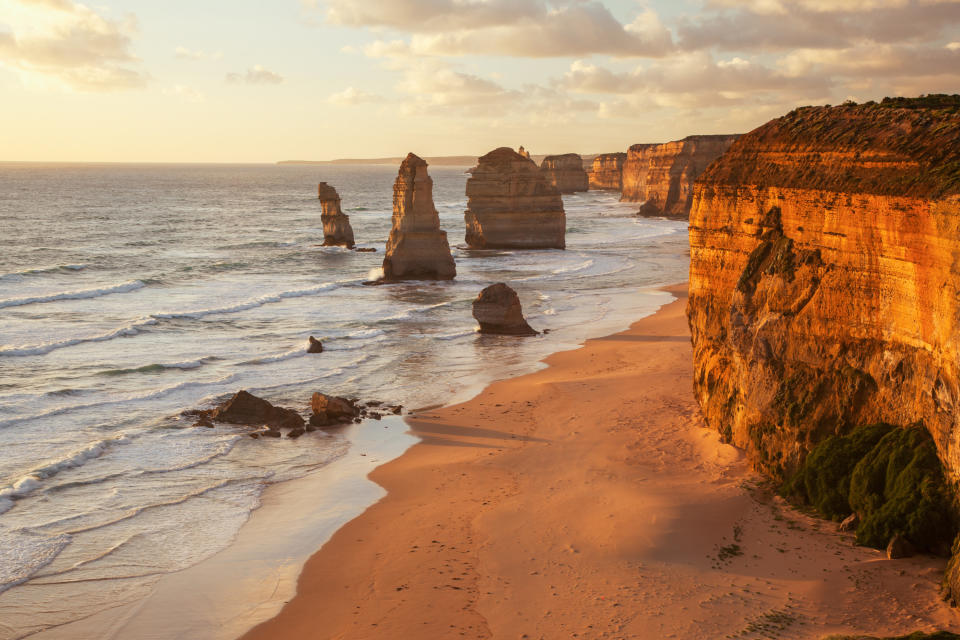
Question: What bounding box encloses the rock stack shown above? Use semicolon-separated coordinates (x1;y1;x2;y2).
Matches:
588;153;627;190
518;146;531;160
317;182;355;248
472;283;537;336
464;147;566;250
381;153;457;281
620;135;739;218
540;153;589;193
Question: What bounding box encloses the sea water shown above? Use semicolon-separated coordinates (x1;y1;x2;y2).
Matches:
0;162;689;638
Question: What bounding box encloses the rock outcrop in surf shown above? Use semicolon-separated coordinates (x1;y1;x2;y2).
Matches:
381;154;457;281
464;147;566;250
540;153;588;193
473;283;537;336
318;183;355;248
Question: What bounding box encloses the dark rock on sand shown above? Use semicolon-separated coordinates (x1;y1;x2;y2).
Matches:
311;392;360;426
308;336;323;354
473;283;538;336
288;427;306;439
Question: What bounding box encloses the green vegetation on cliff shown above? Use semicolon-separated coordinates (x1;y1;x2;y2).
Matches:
785;423;955;554
698;94;960;198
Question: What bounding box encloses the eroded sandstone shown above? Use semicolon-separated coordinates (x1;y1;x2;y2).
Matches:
473;283;537;336
621;135;739;218
382;153;456;281
464;147;566;250
318;182;355;248
540;153;589;193
588;153;627;191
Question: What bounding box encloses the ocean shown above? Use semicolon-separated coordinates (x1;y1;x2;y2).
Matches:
0;162;688;638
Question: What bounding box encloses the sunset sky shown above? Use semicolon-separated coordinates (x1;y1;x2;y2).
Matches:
2;0;959;162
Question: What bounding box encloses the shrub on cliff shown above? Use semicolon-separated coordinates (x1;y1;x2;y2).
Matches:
785;423;955;554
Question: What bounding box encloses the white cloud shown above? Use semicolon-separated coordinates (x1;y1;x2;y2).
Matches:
0;0;146;91
162;84;205;102
328;86;381;105
226;64;283;85
174;46;222;61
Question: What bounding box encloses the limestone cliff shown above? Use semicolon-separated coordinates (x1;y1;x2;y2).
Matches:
382;153;456;281
622;135;739;218
464;147;566;250
687;96;960;488
540;153;589;193
317;182;355;248
588;153;627;191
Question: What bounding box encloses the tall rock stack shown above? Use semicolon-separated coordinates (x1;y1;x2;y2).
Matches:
381;153;456;281
620;135;739;218
540;153;589;193
317;182;355;248
464;147;566;250
588;153;627;190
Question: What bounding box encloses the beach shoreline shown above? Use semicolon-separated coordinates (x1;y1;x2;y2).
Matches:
241;283;960;640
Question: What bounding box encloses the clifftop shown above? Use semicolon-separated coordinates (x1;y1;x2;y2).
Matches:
699;95;960;198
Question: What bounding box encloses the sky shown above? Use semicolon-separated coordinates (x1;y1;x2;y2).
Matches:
1;0;959;162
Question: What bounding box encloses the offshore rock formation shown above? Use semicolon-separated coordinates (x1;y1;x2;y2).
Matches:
588;153;627;191
686;97;960;574
382;153;456;281
464;147;566;250
317;182;355;248
472;283;537;336
540;153;589;193
621;135;739;218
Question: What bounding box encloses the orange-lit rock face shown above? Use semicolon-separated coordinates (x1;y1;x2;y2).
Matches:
687;100;960;483
382;153;456;281
588;153;626;191
464;147;566;250
317;182;355;248
540;153;588;193
621;135;738;218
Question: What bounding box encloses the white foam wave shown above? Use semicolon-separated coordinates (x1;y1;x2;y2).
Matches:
0;527;71;593
0;434;131;509
0;280;144;309
0;263;87;281
153;282;339;320
0;317;157;357
242;347;307;365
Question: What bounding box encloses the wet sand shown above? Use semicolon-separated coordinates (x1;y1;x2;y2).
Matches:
242;284;960;639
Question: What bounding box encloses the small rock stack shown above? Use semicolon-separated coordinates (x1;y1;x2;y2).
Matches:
318;182;355;248
540;153;589;193
472;283;537;336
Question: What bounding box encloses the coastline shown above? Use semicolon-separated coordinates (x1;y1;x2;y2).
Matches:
241;283;960;639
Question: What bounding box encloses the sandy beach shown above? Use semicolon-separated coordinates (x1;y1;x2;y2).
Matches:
241;283;959;639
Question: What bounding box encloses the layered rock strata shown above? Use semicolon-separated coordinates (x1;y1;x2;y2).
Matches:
317;182;355;248
588;153;627;190
382;153;456;281
464;147;566;250
687;96;960;487
621;135;739;217
540;153;589;193
473;283;537;336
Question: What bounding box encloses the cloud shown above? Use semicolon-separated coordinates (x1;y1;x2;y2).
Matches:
174;46;222;61
678;0;960;51
318;0;674;58
162;84;205;102
328;86;381;105
0;0;147;91
226;64;283;85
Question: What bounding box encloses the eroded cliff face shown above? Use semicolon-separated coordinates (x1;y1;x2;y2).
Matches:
622;135;739;218
382;153;456;281
540;153;589;193
687;99;960;489
464;147;566;250
588;153;627;191
318;182;355;248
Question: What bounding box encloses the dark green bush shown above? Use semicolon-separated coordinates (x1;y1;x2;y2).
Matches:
785;423;955;554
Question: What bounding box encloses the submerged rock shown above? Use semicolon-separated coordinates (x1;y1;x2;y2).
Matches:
210;390;305;430
473;283;538;336
381;153;457;281
318;182;356;248
540;153;588;193
464;147;565;250
307;336;323;353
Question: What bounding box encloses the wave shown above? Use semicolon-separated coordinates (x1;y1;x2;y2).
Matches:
241;347;307;366
0;528;71;594
0;280;144;310
0;264;86;281
0;434;131;514
99;356;217;376
2;282;349;358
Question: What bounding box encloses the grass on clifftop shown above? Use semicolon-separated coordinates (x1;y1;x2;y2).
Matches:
784;423;955;554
